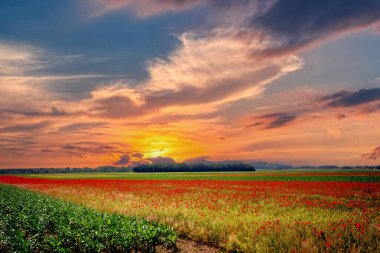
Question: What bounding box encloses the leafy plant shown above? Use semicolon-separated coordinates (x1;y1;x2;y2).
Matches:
0;185;177;252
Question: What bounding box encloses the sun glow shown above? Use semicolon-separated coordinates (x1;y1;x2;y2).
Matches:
128;131;203;161
146;149;166;158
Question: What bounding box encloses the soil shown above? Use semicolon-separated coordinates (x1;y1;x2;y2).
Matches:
157;238;221;253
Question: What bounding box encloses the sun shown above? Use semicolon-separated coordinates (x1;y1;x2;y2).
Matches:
128;131;203;161
133;134;177;158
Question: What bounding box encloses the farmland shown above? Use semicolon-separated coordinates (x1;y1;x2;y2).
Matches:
0;170;379;252
0;184;177;252
25;170;380;182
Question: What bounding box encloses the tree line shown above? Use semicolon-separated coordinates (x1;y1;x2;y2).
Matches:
0;166;131;174
0;163;256;174
132;163;256;172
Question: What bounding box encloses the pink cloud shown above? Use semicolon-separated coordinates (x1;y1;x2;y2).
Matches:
88;28;302;119
90;0;205;17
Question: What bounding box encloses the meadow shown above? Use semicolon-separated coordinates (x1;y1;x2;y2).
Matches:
0;170;379;252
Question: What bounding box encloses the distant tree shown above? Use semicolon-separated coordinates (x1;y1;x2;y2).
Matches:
132;163;255;173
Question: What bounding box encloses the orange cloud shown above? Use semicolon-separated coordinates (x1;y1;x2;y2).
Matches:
88;29;303;119
361;146;380;160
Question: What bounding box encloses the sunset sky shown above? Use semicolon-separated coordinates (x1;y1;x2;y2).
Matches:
1;0;380;168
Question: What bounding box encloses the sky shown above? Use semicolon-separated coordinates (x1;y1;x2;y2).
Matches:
1;0;380;168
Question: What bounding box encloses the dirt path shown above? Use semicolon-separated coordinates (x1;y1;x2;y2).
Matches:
157;238;221;253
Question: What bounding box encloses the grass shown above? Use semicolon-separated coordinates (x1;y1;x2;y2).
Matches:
23;169;380;182
0;184;177;252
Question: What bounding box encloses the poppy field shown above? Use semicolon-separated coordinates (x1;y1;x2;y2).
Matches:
0;170;379;252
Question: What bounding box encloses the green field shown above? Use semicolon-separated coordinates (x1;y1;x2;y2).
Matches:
0;184;177;252
24;170;380;182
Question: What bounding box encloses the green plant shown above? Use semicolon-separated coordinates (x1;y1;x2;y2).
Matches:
0;185;177;252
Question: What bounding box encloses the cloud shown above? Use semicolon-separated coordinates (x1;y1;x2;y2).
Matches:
131;152;144;159
183;156;211;164
0;137;40;157
4;1;379;123
61;145;88;152
0;82;48;115
320;88;380;108
262;113;297;129
0;41;47;75
1;107;68;118
90;0;273;21
242;87;380;132
89;29;302;119
252;0;380;55
61;143;119;157
90;1;380;56
326;127;342;139
90;0;206;17
40;149;54;153
0;138;36;146
146;156;176;164
0;121;50;133
246;113;298;129
84;1;380;121
0;138;37;156
59;122;108;132
0;147;28;155
113;152;176;166
114;154;130;165
361;146;380;160
0;41;95;119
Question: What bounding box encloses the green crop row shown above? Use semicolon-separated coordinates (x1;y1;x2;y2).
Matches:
0;185;177;252
25;172;380;182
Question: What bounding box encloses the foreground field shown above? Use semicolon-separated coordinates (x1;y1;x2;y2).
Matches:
0;184;177;252
1;171;379;252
